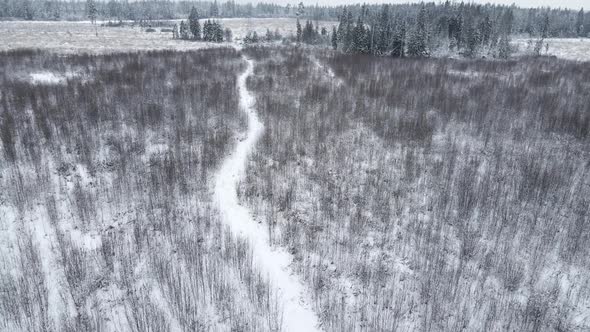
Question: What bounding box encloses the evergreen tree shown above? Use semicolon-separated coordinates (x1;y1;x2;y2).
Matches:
391;22;406;57
302;20;317;44
180;20;190;40
331;26;338;50
376;5;391;55
337;7;348;50
498;33;511;59
215;22;224;42
244;31;259;44
464;18;480;57
225;28;233;42
448;15;462;50
296;2;304;17
407;4;429;57
210;0;219;18
87;0;97;24
22;0;34;20
296;18;302;43
534;14;549;55
203;20;210;41
479;14;493;46
525;8;536;37
173;23;179;39
352;16;369;53
576;8;585;37
345;10;354;52
189;7;201;40
501;8;514;36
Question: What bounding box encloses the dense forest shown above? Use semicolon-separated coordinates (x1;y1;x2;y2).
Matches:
1;0;588;39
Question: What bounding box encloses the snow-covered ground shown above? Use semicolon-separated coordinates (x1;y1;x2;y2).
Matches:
513;38;590;62
2;21;588;62
0;19;336;54
0;20;222;53
213;54;321;332
219;17;335;41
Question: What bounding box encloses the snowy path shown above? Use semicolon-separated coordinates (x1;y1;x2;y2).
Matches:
213;55;321;332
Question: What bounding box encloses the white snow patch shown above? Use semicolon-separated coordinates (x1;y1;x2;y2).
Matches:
513;38;590;62
29;72;66;85
151;285;182;332
214;55;321;332
29;206;78;328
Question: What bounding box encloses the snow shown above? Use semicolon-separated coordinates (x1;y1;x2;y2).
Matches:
150;286;182;332
29;72;66;85
213;54;321;332
28;206;78;329
513;38;590;62
0;19;336;54
218;17;336;41
0;21;225;54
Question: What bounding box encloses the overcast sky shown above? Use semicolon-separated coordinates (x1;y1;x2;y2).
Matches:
246;0;586;10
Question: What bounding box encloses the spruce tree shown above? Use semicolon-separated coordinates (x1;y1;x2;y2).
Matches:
296;2;304;18
203;20;211;41
345;10;354;52
376;5;391;55
225;28;233;42
180;20;190;40
215;22;224;42
498;33;511;59
332;26;338;50
296;18;302;43
337;8;348;49
407;4;428;57
391;22;406;57
534;14;549;56
173;23;179;39
352;17;369;54
189;7;201;40
210;0;219;18
576;8;585;37
87;0;97;24
464;18;480;57
479;14;492;46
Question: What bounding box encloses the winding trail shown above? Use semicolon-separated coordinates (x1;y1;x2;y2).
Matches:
213;55;321;332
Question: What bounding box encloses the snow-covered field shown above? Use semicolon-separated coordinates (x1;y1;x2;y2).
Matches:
1;21;588;62
0;20;222;53
513;38;590;62
0;19;336;54
220;17;336;41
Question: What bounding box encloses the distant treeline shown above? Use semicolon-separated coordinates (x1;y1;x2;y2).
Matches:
0;1;588;38
301;3;536;58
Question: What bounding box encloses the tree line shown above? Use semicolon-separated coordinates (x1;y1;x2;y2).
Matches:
1;1;587;41
293;2;573;59
173;7;231;43
0;0;294;21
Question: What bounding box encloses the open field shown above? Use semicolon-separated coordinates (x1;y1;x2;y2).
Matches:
0;19;337;54
0;21;226;53
513;38;590;62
